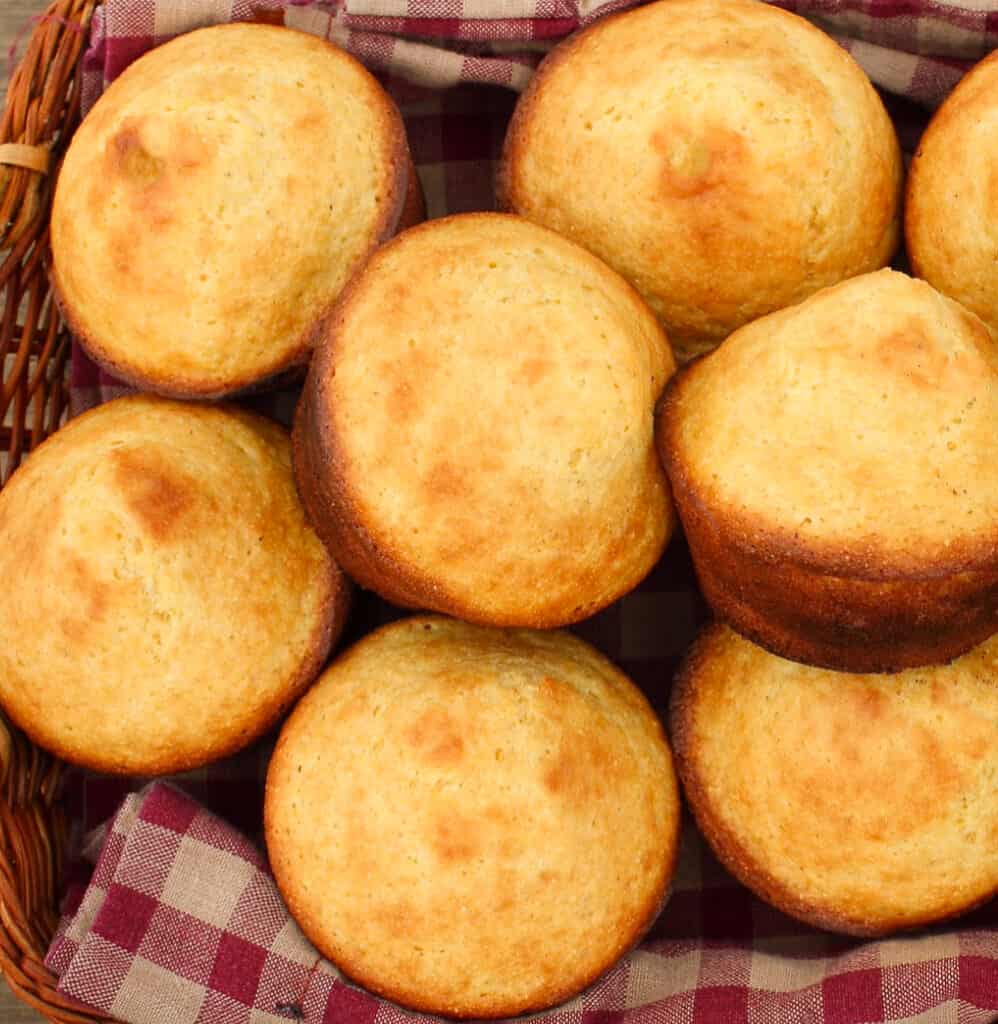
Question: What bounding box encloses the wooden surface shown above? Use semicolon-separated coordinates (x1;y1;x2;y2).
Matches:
2;0;69;1017
0;0;49;76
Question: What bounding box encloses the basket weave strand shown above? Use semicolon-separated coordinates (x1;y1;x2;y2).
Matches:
1;0;93;485
0;0;109;1019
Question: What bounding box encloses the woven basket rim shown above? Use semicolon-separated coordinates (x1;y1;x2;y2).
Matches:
0;0;109;1020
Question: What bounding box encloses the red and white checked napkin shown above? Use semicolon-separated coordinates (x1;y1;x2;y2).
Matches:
43;0;998;1020
48;781;998;1024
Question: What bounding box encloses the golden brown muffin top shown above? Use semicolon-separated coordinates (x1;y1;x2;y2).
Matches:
908;50;998;332
266;616;680;1018
52;24;409;397
500;0;901;361
303;212;675;626
660;270;998;575
0;396;345;774
671;623;998;936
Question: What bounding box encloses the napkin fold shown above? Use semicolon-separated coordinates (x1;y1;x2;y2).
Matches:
78;0;998;111
47;782;998;1024
46;783;346;1024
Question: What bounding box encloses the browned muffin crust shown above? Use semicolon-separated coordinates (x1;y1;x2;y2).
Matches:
399;152;427;229
661;422;997;672
657;271;998;673
292;385;423;612
294;212;675;627
4;576;349;778
266;616;681;1017
54;118;423;401
0;395;350;775
906;48;998;332
52;24;417;399
670;623;998;936
499;0;901;362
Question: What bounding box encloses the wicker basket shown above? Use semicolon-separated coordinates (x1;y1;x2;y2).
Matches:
0;0;111;1019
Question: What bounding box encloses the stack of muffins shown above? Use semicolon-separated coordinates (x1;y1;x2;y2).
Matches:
659;270;998;936
0;0;995;1017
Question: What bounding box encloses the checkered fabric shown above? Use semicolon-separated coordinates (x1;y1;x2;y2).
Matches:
47;782;998;1024
45;0;998;1020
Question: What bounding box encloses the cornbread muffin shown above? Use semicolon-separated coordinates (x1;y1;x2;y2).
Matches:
0;396;348;774
658;270;998;673
52;24;420;398
499;0;902;362
908;50;998;331
295;212;675;627
671;623;998;936
265;616;680;1018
